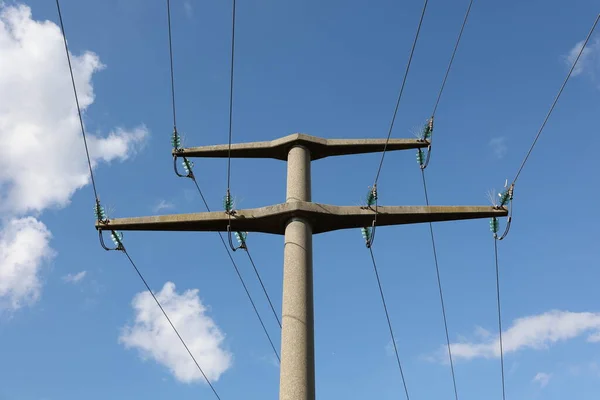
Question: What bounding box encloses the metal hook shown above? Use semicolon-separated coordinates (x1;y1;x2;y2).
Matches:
420;145;432;170
173;154;194;179
227;224;246;252
98;229;124;252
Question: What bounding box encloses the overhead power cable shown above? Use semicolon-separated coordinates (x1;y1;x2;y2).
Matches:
369;248;411;400
493;239;506;400
511;13;599;185
420;172;460;400
56;1;222;398
165;0;280;359
373;0;429;186
414;2;476;399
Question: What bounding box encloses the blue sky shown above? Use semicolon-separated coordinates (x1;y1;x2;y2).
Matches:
0;1;599;399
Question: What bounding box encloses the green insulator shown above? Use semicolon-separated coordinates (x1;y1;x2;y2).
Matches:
361;227;372;242
171;131;181;149
498;189;510;207
235;231;247;246
94;203;107;221
223;193;234;212
417;149;425;165
182;158;194;174
366;187;377;206
111;231;124;246
422;118;433;140
489;218;499;233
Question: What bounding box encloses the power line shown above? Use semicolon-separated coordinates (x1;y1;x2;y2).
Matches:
166;0;178;130
368;248;410;400
247;249;282;329
374;0;429;186
412;3;476;398
123;250;222;399
56;1;222;396
164;0;280;358
431;0;474;118
55;0;99;202
190;179;281;362
420;171;459;400
512;13;599;185
226;0;237;191
493;239;506;400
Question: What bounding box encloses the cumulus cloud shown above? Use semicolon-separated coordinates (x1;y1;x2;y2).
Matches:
431;310;600;362
489;137;508;159
0;3;148;310
565;37;600;78
62;271;87;284
533;372;551;388
0;218;54;310
119;282;232;383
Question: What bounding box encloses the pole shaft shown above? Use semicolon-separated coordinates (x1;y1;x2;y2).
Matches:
280;146;315;400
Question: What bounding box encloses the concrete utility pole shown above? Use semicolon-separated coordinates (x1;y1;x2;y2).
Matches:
96;133;507;400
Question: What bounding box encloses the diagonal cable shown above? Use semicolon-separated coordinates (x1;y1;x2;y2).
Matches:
512;14;599;185
191;179;281;362
369;248;410;400
123;249;222;399
246;249;282;329
431;0;474;118
373;0;429;185
493;238;506;400
164;0;280;355
56;0;223;396
420;171;459;400
226;0;237;190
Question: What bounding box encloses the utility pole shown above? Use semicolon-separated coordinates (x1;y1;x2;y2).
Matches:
97;133;507;400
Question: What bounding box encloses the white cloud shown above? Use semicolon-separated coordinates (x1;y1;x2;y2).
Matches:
0;217;54;311
533;372;551;388
489;137;507;159
431;310;600;362
565;37;600;77
119;282;232;384
0;3;148;310
153;199;175;213
62;270;87;284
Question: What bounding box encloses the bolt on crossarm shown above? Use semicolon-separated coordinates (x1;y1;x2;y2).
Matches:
96;133;507;400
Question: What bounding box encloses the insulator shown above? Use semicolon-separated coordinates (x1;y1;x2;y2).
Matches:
489;217;499;234
94;203;107;221
417;149;425;165
235;231;247;245
366;187;378;207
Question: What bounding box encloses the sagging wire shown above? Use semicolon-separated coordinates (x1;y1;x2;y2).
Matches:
57;0;223;396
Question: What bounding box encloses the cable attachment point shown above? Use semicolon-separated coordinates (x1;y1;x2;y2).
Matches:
227;224;247;252
173;155;195;179
223;190;236;216
171;127;182;153
360;219;377;249
488;181;515;240
418;116;433;142
94;199;125;251
361;185;378;210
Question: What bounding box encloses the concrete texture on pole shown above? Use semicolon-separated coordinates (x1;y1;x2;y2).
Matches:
175;133;429;161
96;204;508;234
280;145;315;400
